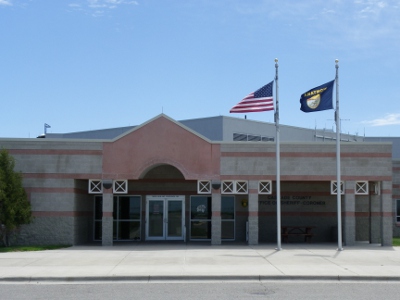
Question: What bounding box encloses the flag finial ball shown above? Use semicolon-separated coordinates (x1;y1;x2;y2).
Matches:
335;59;339;63
274;58;278;62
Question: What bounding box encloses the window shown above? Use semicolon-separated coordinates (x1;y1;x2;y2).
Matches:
397;200;400;223
190;196;212;240
94;196;102;240
113;196;141;241
93;195;141;241
233;133;274;142
190;196;236;241
221;196;235;240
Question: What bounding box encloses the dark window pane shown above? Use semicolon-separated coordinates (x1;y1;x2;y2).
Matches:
397;200;400;220
119;197;130;219
248;134;261;141
94;221;102;240
222;221;235;240
117;221;141;240
119;196;141;220
129;197;141;219
94;196;102;220
190;221;211;239
233;133;247;141
113;221;117;239
113;196;118;219
261;136;274;142
191;196;211;219
221;196;235;220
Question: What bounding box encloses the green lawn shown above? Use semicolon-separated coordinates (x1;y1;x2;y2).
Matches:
393;238;400;247
0;245;71;253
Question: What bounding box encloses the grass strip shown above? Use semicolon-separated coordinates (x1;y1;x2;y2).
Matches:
0;245;71;253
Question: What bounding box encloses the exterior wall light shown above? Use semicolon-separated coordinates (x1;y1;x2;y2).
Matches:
211;180;221;190
102;180;113;190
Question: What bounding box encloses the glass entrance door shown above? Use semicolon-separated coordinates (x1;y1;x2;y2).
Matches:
146;196;185;240
147;199;164;239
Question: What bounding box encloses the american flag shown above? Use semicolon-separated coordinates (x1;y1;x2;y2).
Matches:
230;81;274;113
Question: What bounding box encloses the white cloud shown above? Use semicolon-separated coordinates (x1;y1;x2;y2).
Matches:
67;0;138;16
362;113;400;126
235;1;400;53
87;0;137;9
0;0;12;6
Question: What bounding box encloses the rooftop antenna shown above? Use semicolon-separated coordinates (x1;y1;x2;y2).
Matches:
363;127;366;142
44;123;51;135
327;118;349;133
314;120;317;141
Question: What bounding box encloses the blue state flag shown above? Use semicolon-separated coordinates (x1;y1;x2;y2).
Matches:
300;80;334;113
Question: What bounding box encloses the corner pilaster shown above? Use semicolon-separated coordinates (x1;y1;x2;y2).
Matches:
102;189;113;246
248;180;259;245
381;181;393;246
211;190;221;245
343;180;356;246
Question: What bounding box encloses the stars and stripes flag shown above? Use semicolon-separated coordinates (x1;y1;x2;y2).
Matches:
230;81;274;113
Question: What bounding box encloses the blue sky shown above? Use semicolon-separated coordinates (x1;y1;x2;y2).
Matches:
1;0;399;138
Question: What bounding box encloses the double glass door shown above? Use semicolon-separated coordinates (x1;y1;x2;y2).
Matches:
146;196;185;240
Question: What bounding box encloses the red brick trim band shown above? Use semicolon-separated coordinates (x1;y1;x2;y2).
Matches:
26;187;86;194
9;149;102;155
32;211;92;217
221;152;391;158
221;175;392;181
23;173;103;179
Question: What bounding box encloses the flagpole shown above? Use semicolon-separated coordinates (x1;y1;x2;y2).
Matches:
335;59;343;251
274;58;282;250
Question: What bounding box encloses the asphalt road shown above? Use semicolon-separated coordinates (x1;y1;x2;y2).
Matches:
1;281;400;300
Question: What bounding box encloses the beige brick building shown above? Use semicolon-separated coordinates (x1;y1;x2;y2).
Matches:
0;114;397;246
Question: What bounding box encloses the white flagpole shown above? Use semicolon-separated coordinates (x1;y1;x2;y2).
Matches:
274;58;282;250
335;59;343;251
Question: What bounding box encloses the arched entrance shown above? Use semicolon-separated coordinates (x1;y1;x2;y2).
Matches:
140;164;189;241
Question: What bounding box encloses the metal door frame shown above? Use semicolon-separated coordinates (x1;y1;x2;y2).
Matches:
145;195;185;241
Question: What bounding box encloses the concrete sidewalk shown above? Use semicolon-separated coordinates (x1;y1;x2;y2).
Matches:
1;243;400;283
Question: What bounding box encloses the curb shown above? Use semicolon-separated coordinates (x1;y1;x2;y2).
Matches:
1;275;400;283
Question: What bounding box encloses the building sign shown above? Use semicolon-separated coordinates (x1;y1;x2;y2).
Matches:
259;195;326;206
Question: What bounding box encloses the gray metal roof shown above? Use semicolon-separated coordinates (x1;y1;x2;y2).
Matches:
45;126;136;140
44;115;361;141
41;115;400;158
